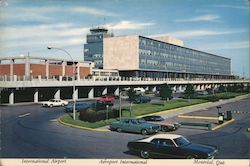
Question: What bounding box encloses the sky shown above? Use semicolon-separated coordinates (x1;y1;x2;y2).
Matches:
0;0;249;78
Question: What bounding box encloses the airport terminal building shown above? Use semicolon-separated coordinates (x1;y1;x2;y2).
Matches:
84;27;233;80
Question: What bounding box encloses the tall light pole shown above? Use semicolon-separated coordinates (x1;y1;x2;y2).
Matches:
119;91;122;121
47;46;77;120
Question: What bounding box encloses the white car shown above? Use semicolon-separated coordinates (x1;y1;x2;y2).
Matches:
42;99;68;107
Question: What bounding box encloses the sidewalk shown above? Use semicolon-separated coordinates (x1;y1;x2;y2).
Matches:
97;94;250;130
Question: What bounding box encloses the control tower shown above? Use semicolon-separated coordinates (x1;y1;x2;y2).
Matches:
84;27;114;69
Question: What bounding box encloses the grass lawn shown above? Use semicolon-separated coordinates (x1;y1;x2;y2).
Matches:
60;92;248;129
120;99;207;117
60;98;207;129
196;92;248;101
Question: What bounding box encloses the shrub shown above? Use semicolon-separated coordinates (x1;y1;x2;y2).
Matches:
79;108;119;122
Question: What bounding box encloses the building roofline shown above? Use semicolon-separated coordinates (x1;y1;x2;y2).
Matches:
118;69;232;76
0;56;93;64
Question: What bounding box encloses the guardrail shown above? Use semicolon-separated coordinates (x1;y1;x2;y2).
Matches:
0;75;243;82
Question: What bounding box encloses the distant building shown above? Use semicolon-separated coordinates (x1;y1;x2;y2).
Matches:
84;27;232;79
0;56;93;79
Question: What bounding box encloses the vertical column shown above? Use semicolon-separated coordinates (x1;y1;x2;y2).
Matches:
25;56;31;78
88;88;94;99
34;89;38;103
173;86;177;92
54;88;60;99
62;61;66;76
145;86;149;91
73;88;78;100
10;59;14;77
152;86;157;93
102;87;107;95
76;64;80;80
9;89;14;105
45;59;50;79
114;87;119;96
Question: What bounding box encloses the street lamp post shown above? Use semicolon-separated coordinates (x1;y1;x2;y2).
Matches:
119;91;122;121
47;46;77;120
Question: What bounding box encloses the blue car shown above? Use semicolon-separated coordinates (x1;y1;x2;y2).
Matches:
64;102;91;112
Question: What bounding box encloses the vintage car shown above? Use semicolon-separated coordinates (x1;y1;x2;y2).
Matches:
42;99;68;107
142;115;180;131
110;118;161;135
133;95;151;104
127;134;218;159
64;102;91;112
98;95;116;102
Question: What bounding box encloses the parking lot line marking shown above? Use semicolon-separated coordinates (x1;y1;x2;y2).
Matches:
49;119;58;122
58;118;110;132
18;113;31;118
211;119;235;131
177;115;219;120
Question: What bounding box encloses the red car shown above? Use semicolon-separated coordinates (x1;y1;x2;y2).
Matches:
99;95;115;102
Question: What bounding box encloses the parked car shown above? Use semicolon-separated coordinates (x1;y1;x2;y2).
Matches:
142;115;180;131
127;134;218;159
64;102;91;112
133;95;151;104
42;99;68;107
99;95;115;102
110;118;161;135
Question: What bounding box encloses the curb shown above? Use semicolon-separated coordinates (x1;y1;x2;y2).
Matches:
58;118;110;132
177;115;218;120
211;119;235;131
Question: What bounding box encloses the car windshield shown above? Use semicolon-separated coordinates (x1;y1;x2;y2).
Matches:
173;137;190;146
137;118;146;124
49;99;55;102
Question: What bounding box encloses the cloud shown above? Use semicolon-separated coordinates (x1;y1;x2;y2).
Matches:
2;23;89;41
105;20;155;30
198;41;250;50
152;29;246;38
211;5;249;10
72;7;116;16
1;6;116;22
175;14;220;22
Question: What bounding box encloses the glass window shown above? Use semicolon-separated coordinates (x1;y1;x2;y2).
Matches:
173;137;190;146
158;139;175;147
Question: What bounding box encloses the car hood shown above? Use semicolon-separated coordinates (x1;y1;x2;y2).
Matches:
183;143;216;154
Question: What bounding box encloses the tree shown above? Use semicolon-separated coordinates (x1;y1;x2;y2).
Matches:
159;84;172;102
218;85;226;93
127;88;137;116
184;84;195;99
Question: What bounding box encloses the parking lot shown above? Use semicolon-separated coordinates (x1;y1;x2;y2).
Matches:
0;96;249;159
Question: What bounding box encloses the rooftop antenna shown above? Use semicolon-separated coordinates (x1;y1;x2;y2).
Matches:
103;17;106;27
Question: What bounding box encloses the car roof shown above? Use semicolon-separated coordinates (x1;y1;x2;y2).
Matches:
138;134;182;142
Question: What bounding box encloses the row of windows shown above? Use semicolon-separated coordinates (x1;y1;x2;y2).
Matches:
138;37;230;75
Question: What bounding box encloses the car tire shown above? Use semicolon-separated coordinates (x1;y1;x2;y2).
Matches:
141;129;148;135
140;150;150;159
117;128;122;133
50;104;53;108
186;155;195;159
161;126;170;132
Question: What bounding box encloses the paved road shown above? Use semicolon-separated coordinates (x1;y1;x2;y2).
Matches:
0;97;249;158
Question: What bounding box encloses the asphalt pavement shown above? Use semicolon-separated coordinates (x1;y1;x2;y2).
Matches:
0;95;249;158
